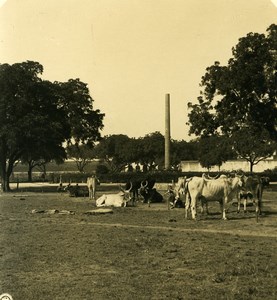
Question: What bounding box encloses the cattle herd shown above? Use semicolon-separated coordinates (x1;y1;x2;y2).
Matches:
60;173;270;221
170;173;269;222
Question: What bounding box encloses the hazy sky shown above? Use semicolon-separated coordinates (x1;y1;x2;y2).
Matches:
0;0;276;140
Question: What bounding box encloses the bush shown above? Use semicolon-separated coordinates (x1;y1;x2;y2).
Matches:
96;164;110;175
260;168;277;182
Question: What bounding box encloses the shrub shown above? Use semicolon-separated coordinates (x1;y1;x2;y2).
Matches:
96;164;110;175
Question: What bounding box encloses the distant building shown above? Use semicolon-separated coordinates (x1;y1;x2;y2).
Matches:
180;158;277;173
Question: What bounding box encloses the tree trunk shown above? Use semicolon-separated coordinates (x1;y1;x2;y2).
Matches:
0;161;10;192
1;172;11;192
28;169;32;182
5;161;14;192
250;162;254;173
28;162;34;182
5;175;11;191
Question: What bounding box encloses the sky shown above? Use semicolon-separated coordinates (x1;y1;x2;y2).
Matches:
0;0;276;141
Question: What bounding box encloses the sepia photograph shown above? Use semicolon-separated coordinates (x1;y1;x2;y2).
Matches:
0;1;276;299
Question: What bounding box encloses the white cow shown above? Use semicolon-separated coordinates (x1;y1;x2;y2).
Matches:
186;174;243;220
169;177;187;208
96;184;133;208
87;176;100;200
174;176;187;196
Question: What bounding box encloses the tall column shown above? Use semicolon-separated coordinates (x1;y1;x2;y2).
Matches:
165;93;171;170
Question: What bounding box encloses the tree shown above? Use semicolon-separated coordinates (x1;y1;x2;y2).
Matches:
171;139;199;169
198;135;235;171
57;79;104;146
187;24;277;170
139;132;165;170
188;24;277;138
232;126;276;173
0;61;67;190
19;80;69;182
0;61;104;191
21;147;66;182
93;135;135;173
66;144;95;173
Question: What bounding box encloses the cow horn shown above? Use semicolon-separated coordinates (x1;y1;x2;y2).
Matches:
141;180;148;188
202;173;213;181
126;182;132;192
207;174;220;179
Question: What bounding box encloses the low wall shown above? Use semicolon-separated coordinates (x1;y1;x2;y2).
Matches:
180;159;277;173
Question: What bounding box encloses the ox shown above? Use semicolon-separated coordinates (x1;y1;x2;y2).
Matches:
139;179;163;207
140;178;156;191
174;176;187;198
170;176;209;213
87;176;100;200
237;175;263;220
260;176;270;187
198;174;229;215
167;177;187;209
96;184;133;207
186;174;243;220
140;188;163;207
166;185;185;209
125;180;141;206
64;183;89;197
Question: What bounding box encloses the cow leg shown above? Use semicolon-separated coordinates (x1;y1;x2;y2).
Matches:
200;198;209;215
199;198;204;215
133;190;138;206
255;188;262;222
257;187;262;216
221;198;228;220
184;193;191;219
253;196;259;222
255;204;259;222
190;196;197;220
191;205;197;220
237;197;241;213
243;199;247;213
206;202;209;215
96;195;106;207
96;200;105;207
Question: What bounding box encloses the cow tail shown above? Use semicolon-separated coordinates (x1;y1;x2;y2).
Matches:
184;181;190;200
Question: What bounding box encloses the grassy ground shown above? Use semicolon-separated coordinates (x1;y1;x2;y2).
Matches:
0;184;276;300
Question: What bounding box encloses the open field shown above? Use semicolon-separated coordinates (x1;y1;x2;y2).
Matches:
0;183;277;300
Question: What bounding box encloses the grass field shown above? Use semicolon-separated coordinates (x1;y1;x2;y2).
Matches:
0;183;276;300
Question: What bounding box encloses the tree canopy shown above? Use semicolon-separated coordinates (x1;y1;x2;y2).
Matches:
187;24;277;171
0;61;104;190
232;126;276;172
188;24;276;139
197;135;235;171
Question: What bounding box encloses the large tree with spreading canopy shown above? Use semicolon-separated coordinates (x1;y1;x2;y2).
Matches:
187;24;277;171
0;61;104;190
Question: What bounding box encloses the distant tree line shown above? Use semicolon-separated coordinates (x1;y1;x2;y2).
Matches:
87;132;200;173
